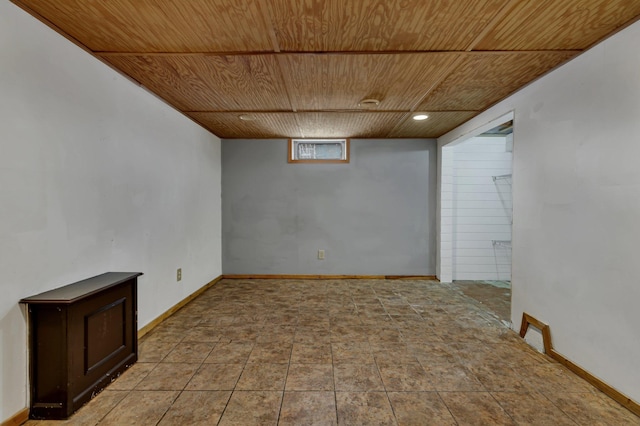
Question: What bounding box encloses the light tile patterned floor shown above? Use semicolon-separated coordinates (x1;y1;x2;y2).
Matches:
26;279;640;425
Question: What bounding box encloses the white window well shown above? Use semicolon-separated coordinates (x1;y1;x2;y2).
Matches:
288;139;349;163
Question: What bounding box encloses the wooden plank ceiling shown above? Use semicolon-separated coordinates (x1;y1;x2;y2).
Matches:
14;0;640;139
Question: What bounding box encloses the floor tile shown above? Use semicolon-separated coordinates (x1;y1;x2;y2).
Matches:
218;391;282;426
98;390;179;426
286;364;334;391
185;363;244;390
181;326;223;343
335;391;397;425
452;281;511;323
107;362;156;390
358;314;395;327
235;363;288;390
143;327;187;344
157;391;230;425
204;341;253;364
491;391;577;425
160;313;202;329
519;363;597;394
138;340;178;363
367;327;404;343
333;363;385;391
356;303;387;316
547;392;640;425
135;362;199;391
26;390;129;425
290;343;332;364
219;324;263;341
331;342;374;364
279;391;337;426
162;342;215;364
330;325;369;342
294;327;331;344
421;362;485;391
467;364;529;392
439;391;515;425
384;305;421;317
377;362;433;391
247;342;292;363
411;342;460;364
388;392;456;426
371;348;418;365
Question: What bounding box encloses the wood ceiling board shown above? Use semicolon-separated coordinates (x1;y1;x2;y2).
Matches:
295;112;405;138
475;0;640;51
18;0;274;53
101;54;291;111
268;0;512;52
188;112;301;139
280;52;461;111
418;51;578;112
389;111;478;138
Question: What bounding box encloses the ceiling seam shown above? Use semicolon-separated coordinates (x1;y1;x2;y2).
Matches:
257;0;303;136
386;53;467;138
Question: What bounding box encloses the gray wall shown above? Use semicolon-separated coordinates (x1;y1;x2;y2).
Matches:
222;138;437;275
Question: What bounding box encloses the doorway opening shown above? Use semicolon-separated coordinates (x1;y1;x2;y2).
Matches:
439;115;514;326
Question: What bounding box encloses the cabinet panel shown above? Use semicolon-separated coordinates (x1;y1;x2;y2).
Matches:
21;272;142;419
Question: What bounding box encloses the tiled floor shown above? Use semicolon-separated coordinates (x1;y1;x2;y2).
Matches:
26;279;639;425
452;281;511;325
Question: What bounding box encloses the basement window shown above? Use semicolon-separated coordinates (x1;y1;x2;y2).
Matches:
288;139;350;163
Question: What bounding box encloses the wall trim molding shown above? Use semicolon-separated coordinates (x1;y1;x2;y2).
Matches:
520;312;640;417
138;275;223;339
222;274;438;281
1;408;28;426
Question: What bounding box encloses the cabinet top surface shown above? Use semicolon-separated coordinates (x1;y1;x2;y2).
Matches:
20;272;143;304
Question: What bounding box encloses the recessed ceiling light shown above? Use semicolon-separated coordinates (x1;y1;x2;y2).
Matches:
358;98;380;108
412;113;429;121
238;114;256;121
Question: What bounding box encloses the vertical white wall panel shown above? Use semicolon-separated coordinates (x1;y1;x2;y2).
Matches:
437;146;455;282
452;137;512;281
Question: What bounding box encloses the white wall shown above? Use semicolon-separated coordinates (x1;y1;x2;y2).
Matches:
0;2;222;421
452;136;512;281
439;20;640;403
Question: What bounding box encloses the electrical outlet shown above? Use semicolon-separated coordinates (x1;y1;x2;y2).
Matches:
318;249;325;260
177;268;182;281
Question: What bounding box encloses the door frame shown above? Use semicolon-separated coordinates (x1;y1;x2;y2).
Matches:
436;111;514;282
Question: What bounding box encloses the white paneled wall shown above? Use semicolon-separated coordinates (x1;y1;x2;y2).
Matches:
452;136;513;281
439;147;454;282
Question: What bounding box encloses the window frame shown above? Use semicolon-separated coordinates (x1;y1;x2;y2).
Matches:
288;138;350;164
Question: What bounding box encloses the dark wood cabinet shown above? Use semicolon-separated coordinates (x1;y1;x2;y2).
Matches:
20;272;142;419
